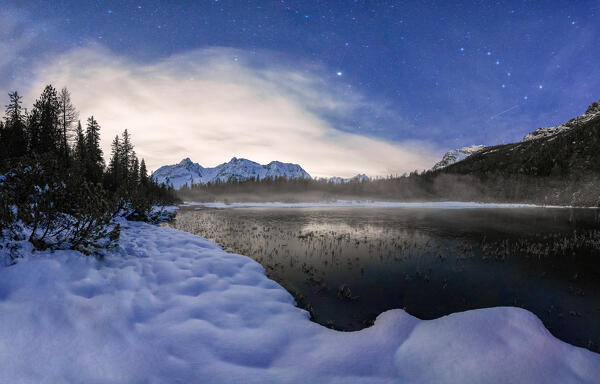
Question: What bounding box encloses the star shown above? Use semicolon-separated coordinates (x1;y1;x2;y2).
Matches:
523;96;528;100
538;85;543;89
336;71;343;76
460;47;464;52
495;60;500;65
487;51;492;55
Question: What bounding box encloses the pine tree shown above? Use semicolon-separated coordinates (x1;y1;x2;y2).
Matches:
2;86;177;253
58;87;78;167
139;159;148;185
131;152;140;186
120;129;134;185
73;120;86;164
107;134;121;189
2;91;28;160
30;85;60;156
5;91;25;122
27;107;40;152
84;116;104;183
0;121;5;165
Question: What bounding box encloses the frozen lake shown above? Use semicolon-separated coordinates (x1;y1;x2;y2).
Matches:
167;204;600;352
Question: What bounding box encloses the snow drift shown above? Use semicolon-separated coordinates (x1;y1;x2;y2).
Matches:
0;221;598;383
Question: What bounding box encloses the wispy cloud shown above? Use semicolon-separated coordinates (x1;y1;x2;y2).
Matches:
0;8;58;89
19;46;439;177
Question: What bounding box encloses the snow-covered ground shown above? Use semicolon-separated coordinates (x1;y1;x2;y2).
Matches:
183;200;577;209
1;221;599;383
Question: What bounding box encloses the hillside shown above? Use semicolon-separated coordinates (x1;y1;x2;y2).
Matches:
439;112;600;178
423;107;600;206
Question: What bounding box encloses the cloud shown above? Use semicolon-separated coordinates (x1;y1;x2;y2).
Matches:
0;9;34;81
0;8;59;89
20;46;439;177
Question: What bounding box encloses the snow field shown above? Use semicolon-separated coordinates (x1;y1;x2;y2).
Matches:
0;221;598;383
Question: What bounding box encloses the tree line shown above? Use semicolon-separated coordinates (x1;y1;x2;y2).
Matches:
0;85;176;257
177;169;600;207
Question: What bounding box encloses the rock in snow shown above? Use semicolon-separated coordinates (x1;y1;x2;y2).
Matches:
431;145;486;171
523;99;600;141
152;157;311;189
0;221;598;383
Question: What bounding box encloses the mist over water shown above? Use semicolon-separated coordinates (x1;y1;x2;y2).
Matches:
167;206;600;352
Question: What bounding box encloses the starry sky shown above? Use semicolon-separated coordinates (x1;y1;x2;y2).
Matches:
2;1;600;176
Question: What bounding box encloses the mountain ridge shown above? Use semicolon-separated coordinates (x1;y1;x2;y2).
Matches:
435;105;600;180
430;98;600;170
523;99;600;141
431;145;486;171
152;157;311;189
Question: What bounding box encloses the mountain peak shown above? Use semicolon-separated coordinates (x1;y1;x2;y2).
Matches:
227;157;258;165
523;97;600;141
152;157;311;189
327;173;371;184
585;99;600;115
431;145;485;171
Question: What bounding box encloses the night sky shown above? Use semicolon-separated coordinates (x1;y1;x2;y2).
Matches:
2;1;599;175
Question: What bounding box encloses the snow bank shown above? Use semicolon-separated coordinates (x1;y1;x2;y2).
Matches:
1;222;598;383
186;200;561;209
148;204;179;222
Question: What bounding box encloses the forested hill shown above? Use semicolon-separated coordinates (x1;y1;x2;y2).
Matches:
437;111;600;179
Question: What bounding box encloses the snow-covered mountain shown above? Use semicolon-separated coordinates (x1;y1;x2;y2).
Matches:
430;99;600;172
523;99;600;141
152;157;311;189
327;174;370;183
431;145;486;171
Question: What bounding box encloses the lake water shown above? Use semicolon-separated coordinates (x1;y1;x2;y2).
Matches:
166;205;600;352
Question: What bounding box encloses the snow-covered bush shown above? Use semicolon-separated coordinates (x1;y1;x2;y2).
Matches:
0;159;120;255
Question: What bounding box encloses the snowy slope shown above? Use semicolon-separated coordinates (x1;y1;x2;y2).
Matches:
431;145;486;171
1;221;599;383
152;157;311;189
523;99;600;141
150;158;205;188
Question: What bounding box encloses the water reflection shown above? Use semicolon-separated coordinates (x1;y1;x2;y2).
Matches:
167;206;600;352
